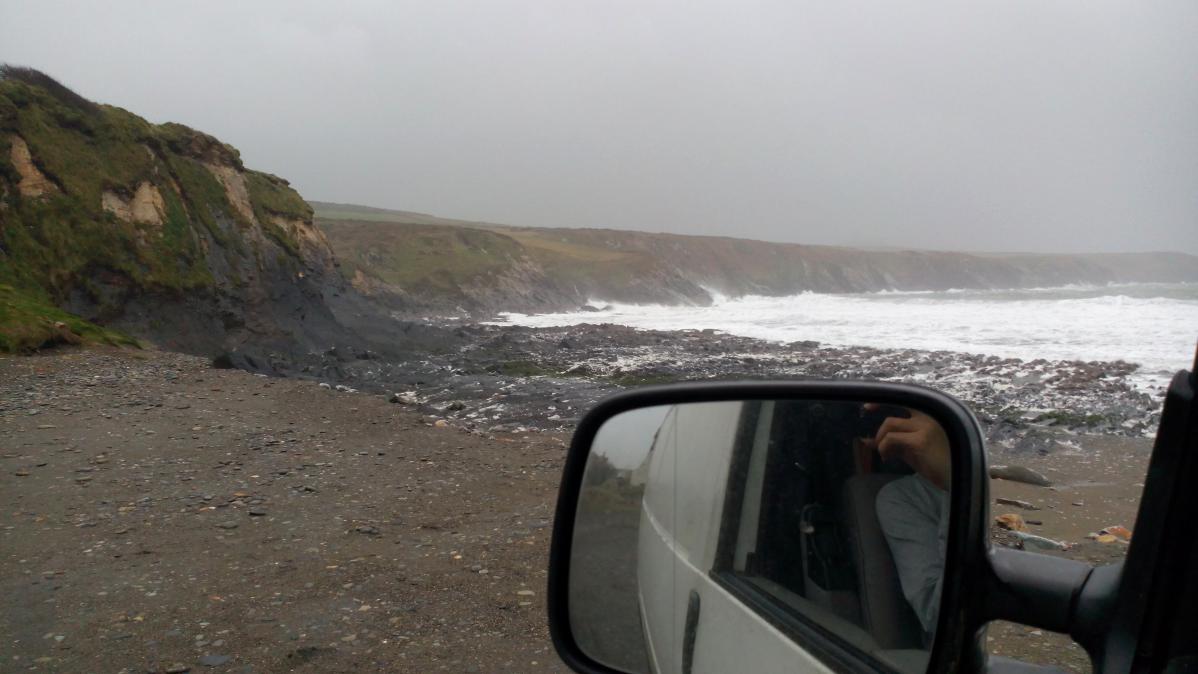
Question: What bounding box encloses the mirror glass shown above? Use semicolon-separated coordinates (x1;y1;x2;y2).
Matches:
568;399;954;674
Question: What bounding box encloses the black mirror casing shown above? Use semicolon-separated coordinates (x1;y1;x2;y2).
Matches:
547;380;991;674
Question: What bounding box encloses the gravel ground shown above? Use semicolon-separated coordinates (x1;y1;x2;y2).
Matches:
1;347;571;673
0;346;1155;674
985;436;1151;674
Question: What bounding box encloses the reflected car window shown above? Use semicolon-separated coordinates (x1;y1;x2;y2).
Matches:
712;400;950;673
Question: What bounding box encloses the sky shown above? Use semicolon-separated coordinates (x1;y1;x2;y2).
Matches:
3;1;1196;254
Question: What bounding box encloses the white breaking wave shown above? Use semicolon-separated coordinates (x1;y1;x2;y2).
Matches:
492;283;1198;388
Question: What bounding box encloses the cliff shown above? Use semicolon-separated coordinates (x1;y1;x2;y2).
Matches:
314;204;1198;313
0;67;345;355
1;66;1190;358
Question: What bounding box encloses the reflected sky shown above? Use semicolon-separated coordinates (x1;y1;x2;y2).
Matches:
4;1;1195;254
591;405;671;470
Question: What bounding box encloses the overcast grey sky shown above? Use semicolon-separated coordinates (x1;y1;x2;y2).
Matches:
3;1;1196;254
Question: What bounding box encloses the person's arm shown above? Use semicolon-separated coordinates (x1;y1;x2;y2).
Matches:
876;476;949;638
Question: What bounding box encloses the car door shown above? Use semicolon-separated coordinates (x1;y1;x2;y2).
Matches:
1089;359;1198;673
638;400;834;674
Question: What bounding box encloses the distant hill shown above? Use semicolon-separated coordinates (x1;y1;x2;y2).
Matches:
309;201;499;228
0;66;345;354
313;202;1198;313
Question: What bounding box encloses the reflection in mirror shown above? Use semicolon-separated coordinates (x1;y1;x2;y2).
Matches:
569;400;953;674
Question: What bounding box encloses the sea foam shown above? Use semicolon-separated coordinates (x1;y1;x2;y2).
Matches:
493;283;1198;389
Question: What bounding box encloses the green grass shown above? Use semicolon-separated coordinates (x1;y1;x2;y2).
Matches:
246;172;311;220
315;214;695;307
493;360;558;377
246;170;314;257
311;202;691;304
319;219;525;292
0;284;139;353
312;207;438;224
0;76;216;297
0;68;315;322
309;201;492;227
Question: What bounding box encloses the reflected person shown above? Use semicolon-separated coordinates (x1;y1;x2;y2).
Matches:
864;405;951;644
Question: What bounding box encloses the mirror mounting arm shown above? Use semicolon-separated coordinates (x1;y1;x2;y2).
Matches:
981;547;1092;635
1069;562;1122;654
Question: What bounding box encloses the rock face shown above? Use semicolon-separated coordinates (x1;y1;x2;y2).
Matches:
101;182;165;225
8;135;57;197
0;67;350;358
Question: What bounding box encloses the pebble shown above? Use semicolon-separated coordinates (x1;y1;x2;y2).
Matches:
1013;531;1068;551
995;514;1027;532
198;654;230;667
2;337;1149;673
1101;525;1132;540
995;497;1038;510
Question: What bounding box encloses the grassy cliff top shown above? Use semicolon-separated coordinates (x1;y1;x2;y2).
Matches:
316;199;1198;309
0;284;137;352
0;66;311;297
0;66;321;352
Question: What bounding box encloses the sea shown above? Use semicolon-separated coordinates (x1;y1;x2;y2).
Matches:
494;283;1198;391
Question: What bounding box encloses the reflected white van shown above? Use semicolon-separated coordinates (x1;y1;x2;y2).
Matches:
636;400;934;674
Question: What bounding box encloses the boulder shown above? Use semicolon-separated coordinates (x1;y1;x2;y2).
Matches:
989;465;1053;487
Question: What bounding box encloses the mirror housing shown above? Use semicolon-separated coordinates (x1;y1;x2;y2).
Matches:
547;381;991;674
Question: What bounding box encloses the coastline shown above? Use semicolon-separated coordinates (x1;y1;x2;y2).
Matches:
261;321;1166;455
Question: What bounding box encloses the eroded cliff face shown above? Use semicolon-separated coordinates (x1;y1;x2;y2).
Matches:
0;67;345;356
8;135;58;198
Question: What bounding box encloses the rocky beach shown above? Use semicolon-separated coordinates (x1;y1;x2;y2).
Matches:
2;322;1165;672
1;347;571;673
243;321;1165;451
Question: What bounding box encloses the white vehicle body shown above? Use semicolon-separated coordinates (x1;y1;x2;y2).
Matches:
637;401;832;674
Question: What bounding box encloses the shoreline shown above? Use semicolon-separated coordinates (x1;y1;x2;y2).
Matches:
253;321;1166;456
475;281;1197;389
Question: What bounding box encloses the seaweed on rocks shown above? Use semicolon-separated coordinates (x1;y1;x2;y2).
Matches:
250;321;1165;455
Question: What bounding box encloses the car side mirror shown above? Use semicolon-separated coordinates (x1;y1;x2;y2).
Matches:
547;381;990;674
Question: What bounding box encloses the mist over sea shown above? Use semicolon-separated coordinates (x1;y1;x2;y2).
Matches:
495;283;1198;390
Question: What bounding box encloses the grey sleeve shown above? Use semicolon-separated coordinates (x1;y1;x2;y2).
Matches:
875;475;950;638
